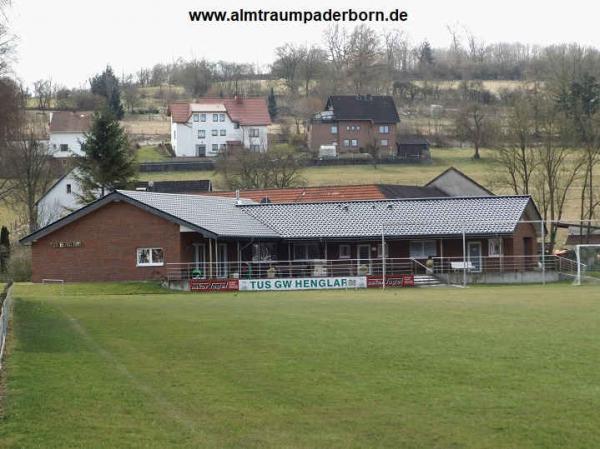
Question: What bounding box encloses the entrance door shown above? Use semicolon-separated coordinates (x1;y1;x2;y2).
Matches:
468;242;482;273
357;244;371;275
196;144;206;157
216;243;228;278
193;243;206;278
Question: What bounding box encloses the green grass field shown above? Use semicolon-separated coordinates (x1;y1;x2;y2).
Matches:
1;283;600;448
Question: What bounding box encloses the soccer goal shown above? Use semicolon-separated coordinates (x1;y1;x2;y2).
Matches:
41;278;65;295
574;245;600;285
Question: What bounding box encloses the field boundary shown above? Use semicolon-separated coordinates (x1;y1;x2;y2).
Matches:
0;282;14;369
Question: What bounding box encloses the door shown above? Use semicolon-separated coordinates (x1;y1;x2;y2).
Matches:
193;243;206;278
468;242;482;273
196;145;206;157
357;244;371;275
216;243;228;278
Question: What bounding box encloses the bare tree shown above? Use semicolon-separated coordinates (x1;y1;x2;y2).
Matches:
494;94;539;194
216;145;305;189
297;45;327;97
346;25;382;94
272;43;303;94
5;130;56;232
33;79;54;111
455;103;496;159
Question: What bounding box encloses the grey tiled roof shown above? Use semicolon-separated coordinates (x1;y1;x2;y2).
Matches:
239;196;533;239
119;190;278;238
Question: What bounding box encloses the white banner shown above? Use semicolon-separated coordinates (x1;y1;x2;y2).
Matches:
238;276;367;291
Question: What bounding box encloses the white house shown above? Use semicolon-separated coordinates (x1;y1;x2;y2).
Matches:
36;169;214;227
48;111;92;158
168;97;271;157
36;170;83;226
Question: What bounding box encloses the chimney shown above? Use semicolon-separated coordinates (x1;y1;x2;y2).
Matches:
234;95;243;104
235;189;241;205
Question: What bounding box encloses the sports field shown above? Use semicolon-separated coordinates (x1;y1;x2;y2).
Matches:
1;283;599;448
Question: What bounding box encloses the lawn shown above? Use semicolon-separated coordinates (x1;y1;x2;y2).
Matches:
136;145;170;162
138;147;500;189
1;283;600;449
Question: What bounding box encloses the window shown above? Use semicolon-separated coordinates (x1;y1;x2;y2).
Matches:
220;129;226;136
219;113;225;122
193;113;199;122
249;128;260;138
213;113;219;122
66;184;72;194
293;243;321;260
212;144;219;151
52;143;57;150
339;244;351;259
351;139;358;147
250;144;261;151
331;125;338;134
197;130;205;139
219;144;226;151
379;125;390;133
136;248;164;266
409;241;437;259
489;238;503;257
380;139;388;146
200;113;206;122
377;243;389;258
343;139;350;147
346;126;350;131
211;129;218;136
60;144;69;151
252;242;277;261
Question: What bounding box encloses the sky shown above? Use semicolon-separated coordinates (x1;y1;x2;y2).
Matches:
8;0;600;88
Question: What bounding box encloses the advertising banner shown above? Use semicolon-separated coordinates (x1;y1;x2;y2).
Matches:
189;279;239;292
239;276;367;291
366;274;415;288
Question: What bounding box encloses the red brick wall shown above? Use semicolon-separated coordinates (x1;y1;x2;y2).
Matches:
31;201;181;282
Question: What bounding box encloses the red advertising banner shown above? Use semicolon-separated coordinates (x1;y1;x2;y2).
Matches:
189;279;239;292
367;274;414;288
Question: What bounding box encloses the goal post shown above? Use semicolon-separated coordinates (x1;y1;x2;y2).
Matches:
41;278;65;295
574;245;600;286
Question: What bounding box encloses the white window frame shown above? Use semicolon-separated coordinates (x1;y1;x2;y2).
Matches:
211;129;218;136
249;128;260;138
343;139;350;147
379;125;389;134
351;139;358;147
212;144;219;151
409;240;437;259
220;129;226;136
136;248;164;267
219;144;226;151
213;113;219;122
331;125;338;134
339;244;351;259
198;129;205;139
66;183;72;194
200;113;206;122
193;113;199;122
60;143;69;152
219;113;226;122
380;139;388;146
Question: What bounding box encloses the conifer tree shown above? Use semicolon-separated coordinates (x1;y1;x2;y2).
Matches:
268;87;278;120
73;108;136;204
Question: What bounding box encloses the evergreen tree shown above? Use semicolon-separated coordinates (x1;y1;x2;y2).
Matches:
0;226;9;274
90;65;125;119
419;41;434;66
268;88;278;120
73;109;137;205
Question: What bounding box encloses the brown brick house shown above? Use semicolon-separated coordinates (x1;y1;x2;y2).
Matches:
308;95;400;155
21;189;545;286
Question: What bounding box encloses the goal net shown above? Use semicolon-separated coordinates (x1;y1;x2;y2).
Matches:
41;278;65;296
575;245;600;285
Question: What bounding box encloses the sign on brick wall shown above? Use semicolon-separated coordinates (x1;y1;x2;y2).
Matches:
189;279;239;291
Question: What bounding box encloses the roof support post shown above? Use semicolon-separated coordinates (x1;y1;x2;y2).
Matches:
381;225;386;290
541;219;546;285
462;229;467;287
208;239;213;278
